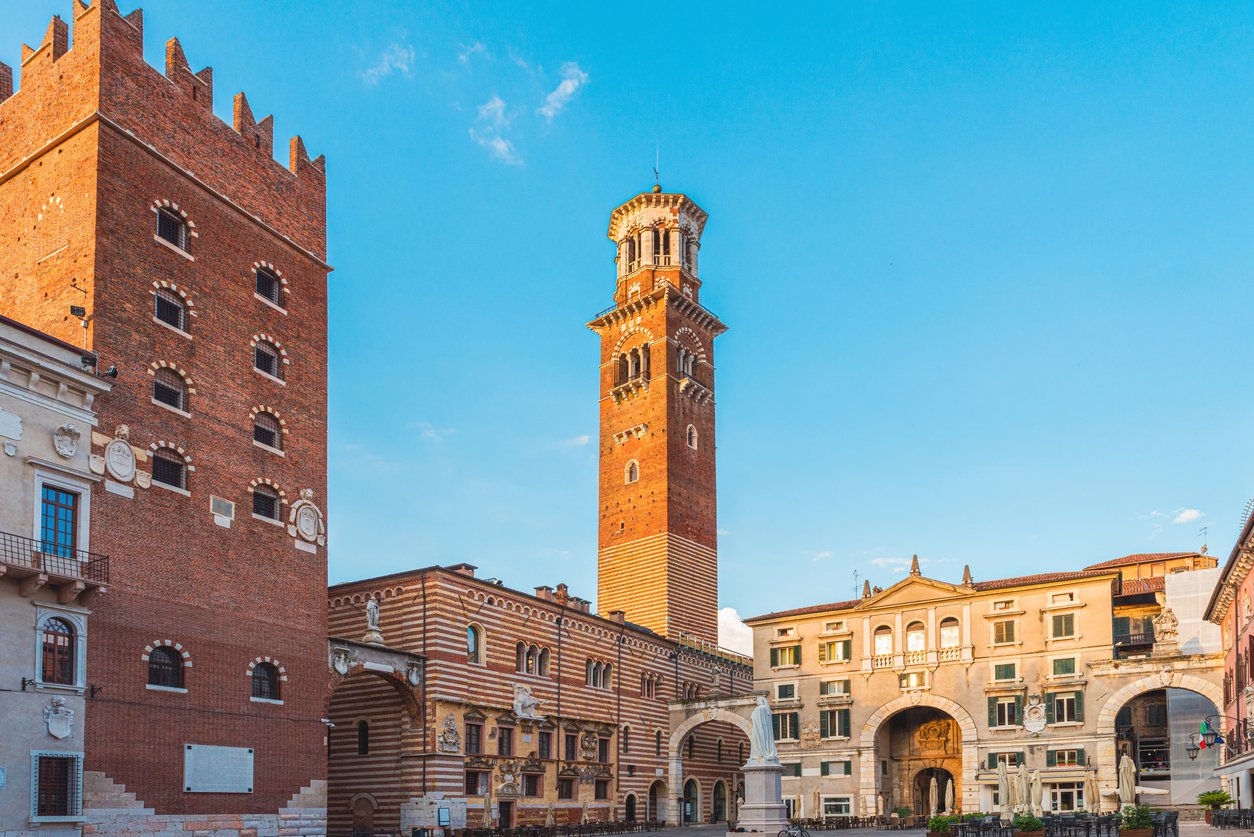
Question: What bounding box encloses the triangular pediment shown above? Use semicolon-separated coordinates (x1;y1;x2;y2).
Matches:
855;576;973;610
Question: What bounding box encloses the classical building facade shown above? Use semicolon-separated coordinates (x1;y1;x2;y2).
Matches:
326;566;752;835
1205;520;1254;805
0;5;329;835
590;188;724;644
0;315;111;837
745;554;1223;818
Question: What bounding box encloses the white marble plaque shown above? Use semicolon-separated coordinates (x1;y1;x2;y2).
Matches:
0;409;21;441
183;744;254;793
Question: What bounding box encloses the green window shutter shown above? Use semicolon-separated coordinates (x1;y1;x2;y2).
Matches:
770;648;779;667
794;645;801;665
1076;748;1086;766
839;709;851;738
790;713;799;738
820;712;830;739
1046;751;1056;767
842;639;852;660
1018;752;1026;766
1074;690;1084;722
988;753;998;769
988;697;997;727
1014;695;1024;726
841;760;852;775
772;713;781;740
818;643;828;663
1045;694;1055;725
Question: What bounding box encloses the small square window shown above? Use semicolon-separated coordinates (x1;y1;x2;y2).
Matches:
1052;657;1077;677
156;209;186;249
154;289;186;330
256;268;282;305
557;778;574;800
993;663;1016;681
776;683;796;700
993;600;1013;611
151;451;186;490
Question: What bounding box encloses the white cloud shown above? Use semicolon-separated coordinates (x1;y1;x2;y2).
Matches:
470;95;522;165
537;62;589;121
1171;508;1203;524
718;607;753;656
359;43;416;85
561;434;591;447
872;555;924;574
458;41;486;64
410;421;456;442
717;528;730;537
803;549;833;563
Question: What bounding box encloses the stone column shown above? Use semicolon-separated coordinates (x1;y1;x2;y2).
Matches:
862;619;873;674
894;612;904;668
668;755;683;826
927;607;938;665
962;603;973;663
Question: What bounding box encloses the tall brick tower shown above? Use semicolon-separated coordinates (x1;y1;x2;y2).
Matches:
0;4;329;835
589;187;726;644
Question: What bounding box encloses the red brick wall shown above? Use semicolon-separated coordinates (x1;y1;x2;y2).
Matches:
0;1;328;817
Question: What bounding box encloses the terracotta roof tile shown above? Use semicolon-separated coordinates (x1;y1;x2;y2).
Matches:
1082;552;1195;571
744;598;862;623
971;570;1107;592
1118;576;1166;596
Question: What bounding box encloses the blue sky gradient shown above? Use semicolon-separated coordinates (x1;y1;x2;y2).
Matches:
5;2;1254;645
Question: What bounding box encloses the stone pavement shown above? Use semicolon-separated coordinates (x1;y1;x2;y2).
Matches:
647;823;1215;837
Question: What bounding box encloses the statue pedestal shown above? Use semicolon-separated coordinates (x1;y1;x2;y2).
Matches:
735;761;789;834
362;630;385;646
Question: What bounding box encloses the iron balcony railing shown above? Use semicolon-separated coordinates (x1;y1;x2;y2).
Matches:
1114;629;1155;647
0;530;109;584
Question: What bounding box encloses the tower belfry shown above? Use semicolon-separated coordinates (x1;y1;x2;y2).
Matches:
588;188;726;644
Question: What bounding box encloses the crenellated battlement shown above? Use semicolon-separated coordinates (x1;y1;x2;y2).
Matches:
0;0;324;182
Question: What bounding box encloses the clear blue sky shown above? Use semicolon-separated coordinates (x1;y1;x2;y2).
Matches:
6;1;1254;646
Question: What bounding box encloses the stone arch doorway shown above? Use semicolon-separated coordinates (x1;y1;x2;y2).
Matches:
350;793;377;834
712;780;728;823
647;780;668;823
624;793;637;822
683;779;701;824
666;697;757;826
1097;674;1223;807
913;768;955;816
859;695;978;816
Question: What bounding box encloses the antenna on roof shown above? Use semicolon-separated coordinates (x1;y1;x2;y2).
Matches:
1198;526;1208;554
652;144;661;193
1242;498;1254;528
852;569;860;600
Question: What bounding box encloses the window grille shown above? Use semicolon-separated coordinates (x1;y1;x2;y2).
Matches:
154;289;186;330
151;450;186;489
148;646;183;688
33;753;82;818
252;412;281;449
256;268;282;305
253;485;280;520
251;662;281;700
156;209;186;249
254;343;281;379
153;368;187;411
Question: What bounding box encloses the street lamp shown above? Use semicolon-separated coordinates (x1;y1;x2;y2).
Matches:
1186;715;1250;760
1185;733;1201;762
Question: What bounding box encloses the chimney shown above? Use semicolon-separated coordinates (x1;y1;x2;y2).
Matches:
608;610;626;624
448;563;477;578
554;583;570;604
534;585;553;601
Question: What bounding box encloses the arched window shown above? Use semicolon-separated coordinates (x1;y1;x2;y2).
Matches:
625;460;640;484
357;720;370;755
593;662;603;686
677;347;687;376
628;349;641;379
516;642;527;673
251;661;281;700
467;624;484;664
152;367;188;411
939;617;960;649
626;237;638;271
652;229;660;264
602;663;612;690
655;730;663;756
254;339;283;380
906;621;926;653
156;207;188;250
622;726;631;753
538;647;550;677
255;266;282;306
659;229;672;265
253;411;282;450
873;625;893;656
151;449;187;490
154;288;187;331
148;646;184;688
687;425;698;450
617;354;629;384
41;617;75;686
526;645;539;674
252;484;281;521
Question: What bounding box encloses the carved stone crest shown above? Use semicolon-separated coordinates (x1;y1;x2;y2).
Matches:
104;426;136;483
580;732;597;761
437;715;462;753
332;648;351;676
1152;608;1179;642
287;488;326;545
1023;698;1047;734
44;697;74;740
53;424;80;458
917;719;952;753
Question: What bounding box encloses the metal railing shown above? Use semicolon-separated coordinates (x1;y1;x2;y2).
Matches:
1114;629;1155;647
0;530;109;583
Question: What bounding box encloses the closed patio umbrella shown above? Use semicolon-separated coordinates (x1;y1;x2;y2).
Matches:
1085;774;1099;813
1117;755;1136;809
945;779;954;814
1015;765;1030;815
483;786;493;827
1030;770;1043;816
546;803;556;827
997;762;1011;819
581;801;590;825
929;776;940;815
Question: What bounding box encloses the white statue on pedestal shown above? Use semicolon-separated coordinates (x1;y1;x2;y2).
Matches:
748;695;779;764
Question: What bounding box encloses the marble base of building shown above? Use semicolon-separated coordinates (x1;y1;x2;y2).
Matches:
400;795;468;833
82;774;327;837
736;763;789;834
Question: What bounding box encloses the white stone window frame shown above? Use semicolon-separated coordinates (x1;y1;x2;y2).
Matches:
1047;653;1082;681
151;199;198;258
250;334;290;384
1046;610;1081;643
624;459;640;485
1043;589;1083;610
246;656;288;705
820;620;848;635
773;681;798;702
150;281;197;338
148;361;196;417
992;695;1019;729
467;622;487;666
33;603;89;694
142;639;193;694
898;669;928;692
774;626;798;639
250;406;289;456
686;423;698;450
989;617;1022;648
32;469;93;555
148;442;194;496
989;597;1020;614
29;750;84;822
819;678;851;697
822;796;853;816
991;658;1021;684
